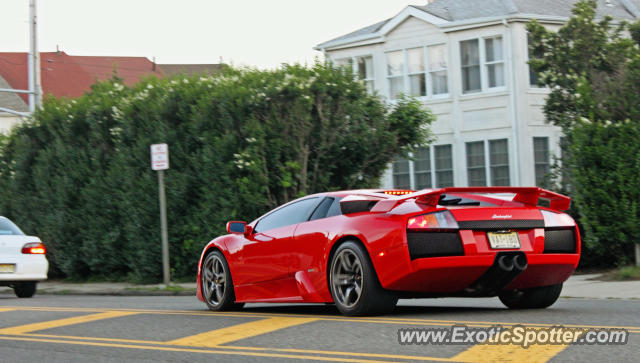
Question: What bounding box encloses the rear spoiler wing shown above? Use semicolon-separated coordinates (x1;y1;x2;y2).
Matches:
369;187;571;213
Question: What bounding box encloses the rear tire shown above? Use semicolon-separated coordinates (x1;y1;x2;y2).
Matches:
329;241;397;316
201;251;243;311
499;283;563;309
14;282;37;298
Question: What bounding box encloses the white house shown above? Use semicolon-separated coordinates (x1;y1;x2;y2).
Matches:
0;75;29;133
316;0;639;189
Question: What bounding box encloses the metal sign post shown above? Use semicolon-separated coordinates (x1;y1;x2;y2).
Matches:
151;144;170;285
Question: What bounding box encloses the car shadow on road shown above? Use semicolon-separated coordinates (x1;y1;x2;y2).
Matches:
237;303;506;317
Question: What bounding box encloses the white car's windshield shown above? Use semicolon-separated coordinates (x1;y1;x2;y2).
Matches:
0;217;25;235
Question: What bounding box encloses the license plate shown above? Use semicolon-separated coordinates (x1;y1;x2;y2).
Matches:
487;231;520;249
0;264;16;273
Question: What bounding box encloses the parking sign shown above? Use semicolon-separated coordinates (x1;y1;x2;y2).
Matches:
150;143;169;170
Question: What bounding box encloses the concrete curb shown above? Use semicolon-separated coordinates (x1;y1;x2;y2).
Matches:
0;281;197;297
37;289;196;297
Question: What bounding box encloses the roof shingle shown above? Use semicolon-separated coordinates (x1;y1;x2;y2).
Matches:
0;52;164;103
319;0;639;48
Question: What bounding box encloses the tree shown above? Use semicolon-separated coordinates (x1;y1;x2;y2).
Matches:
0;62;435;281
528;0;640;266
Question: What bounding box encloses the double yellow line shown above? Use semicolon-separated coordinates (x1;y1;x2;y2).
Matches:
0;306;637;362
6;306;639;333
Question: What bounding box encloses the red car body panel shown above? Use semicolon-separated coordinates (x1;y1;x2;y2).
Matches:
197;187;580;304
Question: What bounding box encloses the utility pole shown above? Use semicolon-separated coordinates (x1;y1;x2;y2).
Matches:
1;0;38;116
29;0;42;110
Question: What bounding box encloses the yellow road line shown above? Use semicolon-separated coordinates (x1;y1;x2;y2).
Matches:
167;316;319;347
3;306;640;333
10;333;456;362
452;328;583;363
222;345;457;362
0;335;404;363
25;333;162;345
0;308;15;313
0;311;138;335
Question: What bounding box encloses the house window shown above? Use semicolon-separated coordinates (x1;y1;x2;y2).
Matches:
333;58;353;68
434;145;454;187
392;157;411;189
466;141;486;186
333;56;375;94
408;48;427;97
533;137;550;185
392;144;454;189
461;39;481;93
489;139;510;186
461;36;505;93
387;51;404;99
485;37;505;88
429;44;448;95
528;34;542;87
356;55;375;94
414;148;431;189
467;140;510;186
386;45;449;100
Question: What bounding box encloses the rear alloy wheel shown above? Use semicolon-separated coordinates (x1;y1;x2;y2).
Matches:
329;241;397;316
13;282;37;298
499;283;563;309
201;251;243;311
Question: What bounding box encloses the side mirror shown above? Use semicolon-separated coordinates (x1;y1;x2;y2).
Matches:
226;221;247;235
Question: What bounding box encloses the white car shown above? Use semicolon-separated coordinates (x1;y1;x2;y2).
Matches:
0;216;49;298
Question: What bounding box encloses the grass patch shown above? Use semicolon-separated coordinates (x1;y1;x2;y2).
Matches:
124;284;195;294
596;266;640;281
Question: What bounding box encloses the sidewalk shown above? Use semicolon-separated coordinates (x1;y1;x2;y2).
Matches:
1;274;639;299
560;273;640;300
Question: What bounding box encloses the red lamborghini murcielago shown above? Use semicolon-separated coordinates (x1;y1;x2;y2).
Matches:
196;187;580;316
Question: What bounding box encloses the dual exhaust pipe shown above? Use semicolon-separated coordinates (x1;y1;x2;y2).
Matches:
464;252;528;296
497;254;528;272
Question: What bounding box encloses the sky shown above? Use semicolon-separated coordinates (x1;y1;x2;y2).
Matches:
1;0;420;69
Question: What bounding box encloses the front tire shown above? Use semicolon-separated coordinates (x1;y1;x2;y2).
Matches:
329;241;397;316
14;282;37;298
499;283;563;309
201;251;243;311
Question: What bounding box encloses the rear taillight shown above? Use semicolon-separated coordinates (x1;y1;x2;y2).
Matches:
541;210;574;228
21;242;46;254
407;210;459;230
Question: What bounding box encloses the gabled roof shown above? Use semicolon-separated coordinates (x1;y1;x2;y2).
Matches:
317;0;640;50
317;6;450;50
0;52;164;103
319;18;392;49
415;0;639;21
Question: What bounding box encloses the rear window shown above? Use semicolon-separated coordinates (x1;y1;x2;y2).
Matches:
0;217;25;235
438;194;497;207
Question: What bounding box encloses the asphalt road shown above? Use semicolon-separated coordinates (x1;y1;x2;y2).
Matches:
0;293;637;362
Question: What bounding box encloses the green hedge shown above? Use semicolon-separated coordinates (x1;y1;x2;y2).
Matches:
528;1;640;267
0;63;434;282
570;120;640;266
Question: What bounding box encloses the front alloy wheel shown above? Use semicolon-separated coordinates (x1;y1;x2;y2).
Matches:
201;251;242;311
